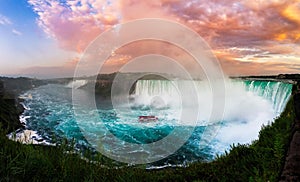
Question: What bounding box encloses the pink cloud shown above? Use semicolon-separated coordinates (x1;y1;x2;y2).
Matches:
27;0;300;76
28;0;122;52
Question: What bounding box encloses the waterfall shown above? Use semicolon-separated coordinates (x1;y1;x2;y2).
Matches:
133;80;214;112
133;79;293;149
135;80;176;96
66;80;88;89
133;79;292;119
134;80;181;109
243;80;292;115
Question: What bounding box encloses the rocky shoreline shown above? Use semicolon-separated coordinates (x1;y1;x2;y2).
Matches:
0;78;49;135
0;80;56;148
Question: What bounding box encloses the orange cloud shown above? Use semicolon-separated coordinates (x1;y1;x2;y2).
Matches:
282;1;300;24
27;0;300;76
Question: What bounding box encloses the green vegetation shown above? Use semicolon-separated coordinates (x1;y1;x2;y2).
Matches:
233;74;300;83
0;77;47;95
0;81;295;181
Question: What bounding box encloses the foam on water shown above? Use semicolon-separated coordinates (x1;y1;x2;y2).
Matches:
7;129;52;145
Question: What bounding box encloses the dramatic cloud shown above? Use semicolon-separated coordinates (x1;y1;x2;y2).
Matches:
28;0;122;52
27;0;300;76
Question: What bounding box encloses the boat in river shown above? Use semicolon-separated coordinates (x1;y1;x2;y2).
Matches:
138;116;158;122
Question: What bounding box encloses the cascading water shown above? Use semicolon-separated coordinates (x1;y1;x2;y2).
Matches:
18;79;292;168
66;80;88;89
244;80;292;114
132;79;292;152
134;79;292;118
133;80;182;110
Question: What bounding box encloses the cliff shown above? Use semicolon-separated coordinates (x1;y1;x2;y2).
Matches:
280;82;300;181
0;80;24;133
0;77;47;133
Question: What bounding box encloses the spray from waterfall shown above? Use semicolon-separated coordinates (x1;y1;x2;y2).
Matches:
66;80;88;89
133;79;292;118
132;79;292;152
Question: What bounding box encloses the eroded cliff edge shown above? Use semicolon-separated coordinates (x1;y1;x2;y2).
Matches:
280;82;300;181
0;81;24;133
0;78;46;133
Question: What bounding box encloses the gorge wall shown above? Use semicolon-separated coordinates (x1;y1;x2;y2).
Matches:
280;82;300;181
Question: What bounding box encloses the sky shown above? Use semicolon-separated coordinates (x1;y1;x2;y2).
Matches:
0;0;300;78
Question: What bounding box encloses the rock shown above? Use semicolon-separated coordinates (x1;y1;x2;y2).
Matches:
280;82;300;181
0;81;24;133
293;83;300;120
280;131;300;181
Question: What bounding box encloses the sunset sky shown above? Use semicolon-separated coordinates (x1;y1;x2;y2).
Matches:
0;0;300;78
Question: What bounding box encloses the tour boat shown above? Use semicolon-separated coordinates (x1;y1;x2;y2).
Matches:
138;116;158;122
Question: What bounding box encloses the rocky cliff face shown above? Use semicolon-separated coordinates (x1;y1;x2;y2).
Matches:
280;82;300;181
0;77;49;133
292;83;300;120
0;80;24;133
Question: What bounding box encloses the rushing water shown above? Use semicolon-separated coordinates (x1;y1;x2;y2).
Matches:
19;79;292;167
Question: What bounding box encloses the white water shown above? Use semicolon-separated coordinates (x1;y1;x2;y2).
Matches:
7;126;52;145
66;80;88;89
133;79;292;152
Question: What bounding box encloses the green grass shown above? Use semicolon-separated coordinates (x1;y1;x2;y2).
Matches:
0;96;295;181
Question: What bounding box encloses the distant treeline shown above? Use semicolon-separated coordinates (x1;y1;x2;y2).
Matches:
0;77;47;95
234;74;300;81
